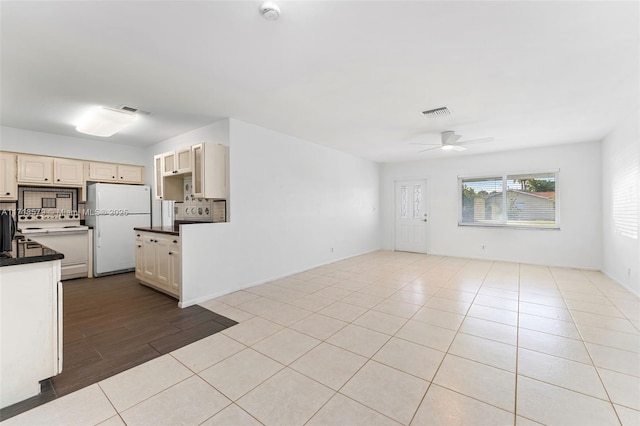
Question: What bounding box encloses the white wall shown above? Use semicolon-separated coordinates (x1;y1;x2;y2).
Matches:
0;126;147;165
179;119;381;306
381;142;602;270
602;115;639;295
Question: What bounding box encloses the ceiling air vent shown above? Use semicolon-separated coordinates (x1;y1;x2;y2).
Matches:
118;105;150;115
422;107;451;117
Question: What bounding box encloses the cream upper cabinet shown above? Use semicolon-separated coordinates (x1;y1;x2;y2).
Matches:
162;147;191;176
88;162;143;184
153;154;164;200
0;153;17;199
161;151;175;176
155;153;184;201
192;143;228;199
153;143;228;201
17;155;53;184
88;162;117;181
18;155;84;186
117;164;143;183
53;158;84;185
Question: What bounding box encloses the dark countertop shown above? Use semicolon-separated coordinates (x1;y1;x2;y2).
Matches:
134;221;209;236
0;235;64;267
134;226;180;236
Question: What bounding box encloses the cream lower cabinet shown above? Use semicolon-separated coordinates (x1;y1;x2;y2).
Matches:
134;231;180;298
168;247;181;295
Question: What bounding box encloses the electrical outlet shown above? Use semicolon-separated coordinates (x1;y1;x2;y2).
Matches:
481;244;486;250
628;268;632;277
331;248;334;253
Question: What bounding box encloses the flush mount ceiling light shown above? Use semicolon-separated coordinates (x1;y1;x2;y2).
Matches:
259;1;280;21
76;106;137;137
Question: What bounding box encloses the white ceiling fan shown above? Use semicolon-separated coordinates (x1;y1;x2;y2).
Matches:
410;131;494;152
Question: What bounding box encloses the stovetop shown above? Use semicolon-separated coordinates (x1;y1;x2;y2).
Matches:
19;219;88;233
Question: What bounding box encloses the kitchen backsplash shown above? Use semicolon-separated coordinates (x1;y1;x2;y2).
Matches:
18;186;77;214
174;177;226;222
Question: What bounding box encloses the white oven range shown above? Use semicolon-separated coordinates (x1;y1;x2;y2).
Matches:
19;218;89;280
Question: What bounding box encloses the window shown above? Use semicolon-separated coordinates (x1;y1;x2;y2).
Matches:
459;171;558;228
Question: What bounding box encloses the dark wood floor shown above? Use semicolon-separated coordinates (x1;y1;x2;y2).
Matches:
1;273;236;421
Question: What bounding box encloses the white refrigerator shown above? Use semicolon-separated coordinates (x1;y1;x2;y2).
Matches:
86;183;151;276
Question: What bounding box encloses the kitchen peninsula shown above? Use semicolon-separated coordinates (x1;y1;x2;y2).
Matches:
1;237;64;409
134;226;182;300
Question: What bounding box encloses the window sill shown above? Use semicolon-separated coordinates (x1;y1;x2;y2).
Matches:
458;222;560;230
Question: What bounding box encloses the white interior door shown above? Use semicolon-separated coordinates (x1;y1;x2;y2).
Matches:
394;180;428;253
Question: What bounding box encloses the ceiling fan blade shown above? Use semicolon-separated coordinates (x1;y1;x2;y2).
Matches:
408;142;442;146
417;146;442;153
457;137;494;146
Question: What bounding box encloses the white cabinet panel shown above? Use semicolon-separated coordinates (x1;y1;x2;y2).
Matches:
17;155;53;184
192;143;228;199
118;164;143;183
1;260;61;408
0;152;17;199
54;158;84;185
134;230;180;298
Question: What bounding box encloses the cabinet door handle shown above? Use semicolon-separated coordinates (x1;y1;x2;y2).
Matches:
168;252;173;255
44;178;49;181
137;244;142;248
172;240;177;244
5;192;9;195
57;178;60;182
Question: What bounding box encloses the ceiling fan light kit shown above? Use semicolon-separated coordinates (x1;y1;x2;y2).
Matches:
442;144;466;152
412;130;493;153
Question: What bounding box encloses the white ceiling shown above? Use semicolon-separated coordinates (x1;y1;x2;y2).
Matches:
1;1;638;162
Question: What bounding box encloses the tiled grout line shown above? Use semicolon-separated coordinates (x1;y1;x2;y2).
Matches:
300;255;458;425
513;262;521;426
552;275;626;425
199;255;637;425
405;258;497;425
99;369;201;424
553;269;629;418
585;272;640;334
232;262;628;368
246;259;632;421
95;382;124;425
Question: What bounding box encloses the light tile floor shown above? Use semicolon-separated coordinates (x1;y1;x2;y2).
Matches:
4;251;640;426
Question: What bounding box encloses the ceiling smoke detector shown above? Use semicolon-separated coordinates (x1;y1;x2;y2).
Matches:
422;107;452;117
259;1;280;21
